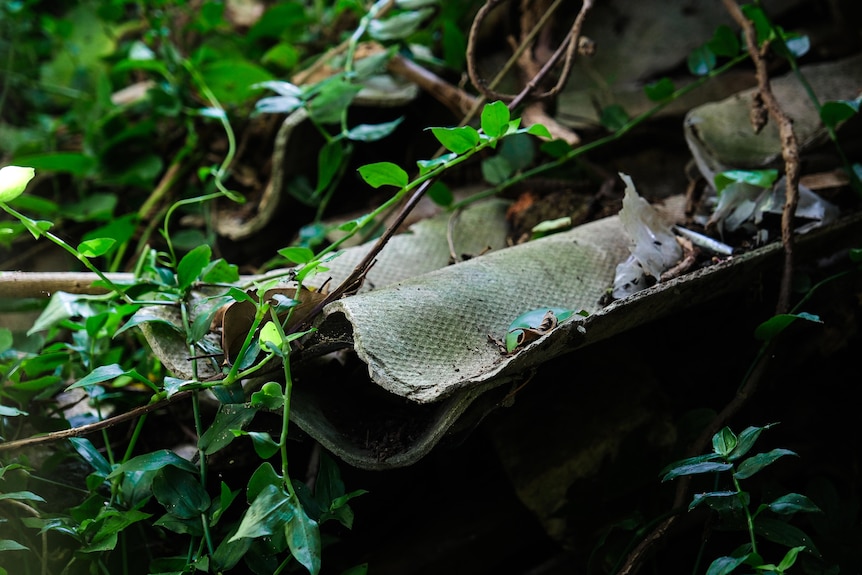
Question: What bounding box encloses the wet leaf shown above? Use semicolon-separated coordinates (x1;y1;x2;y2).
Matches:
152;466;211;519
230;484;294;542
689;490;746;512
766;493;821;515
108;450;198;479
735;448;797;480
198;404;257;455
662;461;733;482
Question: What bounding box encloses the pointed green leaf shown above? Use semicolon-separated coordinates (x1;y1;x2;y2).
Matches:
706;554;750;575
0;491;45;503
77;238;116;258
777;546;806;571
734;448;797;480
714;169;779;193
755;517;821;557
431;126;480;154
820;99;860;131
689;490;746;512
0;539;29;552
199;404;257;455
69;438;112;477
357;162;408;189
230;484;293;542
247;462;282;502
662;461;733;482
278;246;315;264
526;123;553;139
108;450;197;478
285;500;321;575
345;117;404;142
153;466;211;519
754;313;822;341
727;424;776;461
247;431;280;459
427;181;453;207
0;166;36;203
416;153;457;176
767;493;821;515
177;245;212;291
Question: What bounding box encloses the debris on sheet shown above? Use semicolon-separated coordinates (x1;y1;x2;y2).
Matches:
612;174;683;299
707;177;839;239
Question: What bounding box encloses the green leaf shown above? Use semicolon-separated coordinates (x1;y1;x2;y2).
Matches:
0;491;45;503
278;246;315;264
712;427;738;456
706;554;750;575
481;155;513;185
689;491;746;513
481;101;510;138
177;245;212;291
12;153;96;176
202;258;240;283
0;327;11;354
153;513;204;536
251;381;285;410
599;104;629;131
230;484;294;542
285;499;321;575
526;124;553;139
346;117;404;142
427;181;453;207
153;466;211;519
754;312;822;341
0;166;36;203
76;238;116;258
211;482;241;526
248;431;280;459
199;59;274;106
199;404;257;455
248;462;282;502
107;450;197;479
541;139;573;159
727;424;776;461
755;517;821;557
714;169;779;193
69;438;112;477
662;461;733;482
777;546;806;571
734;448;797;480
357;162;408;189
368;8;433;40
708;25;741;57
431;125;480;154
766;493;821;515
688;44;717;76
820;99;860;131
0;405;28;417
316;141;345;195
309;80;362;124
416;153;457;176
741;5;774;45
0;539;29;552
644;77;675;102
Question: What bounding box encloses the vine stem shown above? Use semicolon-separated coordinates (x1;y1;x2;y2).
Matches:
732;473;759;555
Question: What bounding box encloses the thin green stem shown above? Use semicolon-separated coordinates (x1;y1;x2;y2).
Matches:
0;204;132;302
120;414;147;464
732;473;758;555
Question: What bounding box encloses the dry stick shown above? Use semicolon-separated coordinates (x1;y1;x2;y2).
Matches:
0;391;194;453
722;0;800;315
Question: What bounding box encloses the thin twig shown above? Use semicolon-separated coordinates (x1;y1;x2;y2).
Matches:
0;391;193;452
722;0;800;314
